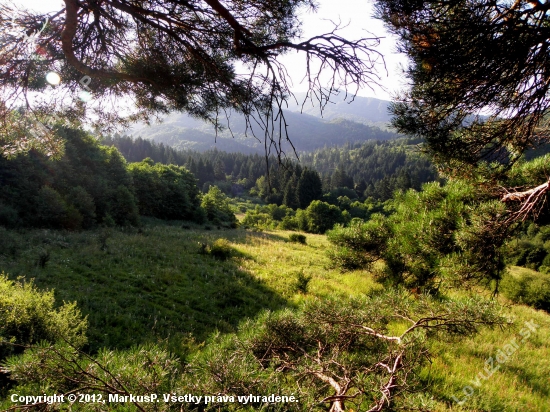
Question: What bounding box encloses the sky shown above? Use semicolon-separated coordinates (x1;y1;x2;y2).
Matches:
13;0;408;100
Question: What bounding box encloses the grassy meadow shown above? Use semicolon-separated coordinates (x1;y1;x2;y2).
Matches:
0;221;549;410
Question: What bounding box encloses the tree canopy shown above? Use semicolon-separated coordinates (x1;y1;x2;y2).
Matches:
0;0;383;158
376;0;550;220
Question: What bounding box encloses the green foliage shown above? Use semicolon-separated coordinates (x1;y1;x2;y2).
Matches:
242;204;297;230
129;159;202;221
36;249;50;268
106;136;436;206
305;200;343;234
328;181;509;291
185;290;504;412
295;209;309;232
327;215;389;271
241;198;386;234
209;238;233;261
34;186;78;229
504;221;550;271
0;202;19;228
201;186;237;224
501;269;550;312
288;233;306;244
110;185;141;227
105;136;437;209
0;223;547;411
297;168;323;208
279;215;298;231
377;0;549;179
300;139;438;201
4;343;179;408
0;227;21;257
292;270;311;294
68;186;97;229
526;247;546;269
0;128;211;230
0;274;87;361
242;209;275;229
0;128;140;229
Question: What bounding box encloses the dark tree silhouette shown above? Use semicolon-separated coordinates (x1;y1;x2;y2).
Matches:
376;0;550;220
0;0;384;158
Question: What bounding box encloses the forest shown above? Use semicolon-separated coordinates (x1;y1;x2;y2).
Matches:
1;0;550;411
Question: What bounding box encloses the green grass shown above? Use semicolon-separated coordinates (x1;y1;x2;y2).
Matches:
0;223;377;356
0;223;288;356
0;221;548;410
423;299;550;411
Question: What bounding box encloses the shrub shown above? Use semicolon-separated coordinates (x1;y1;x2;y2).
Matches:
68;186;97;228
5;343;178;407
209;238;233;260
34;186;71;229
279;215;298;231
305;200;343;234
327;246;373;271
36;249;50;268
288;233;306;244
512;245;548;270
242;209;274;229
98;228;112;251
514;248;531;267
296;209;309;232
327;181;509;292
500;270;550;311
537;226;550;242
185;291;504;412
292;270;312;294
542;253;550;267
327;216;389;272
526;247;547;270
0;274;87;361
201;186;237;224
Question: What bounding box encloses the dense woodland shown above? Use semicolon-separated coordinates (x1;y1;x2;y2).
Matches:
103;135;438;202
0;128;236;230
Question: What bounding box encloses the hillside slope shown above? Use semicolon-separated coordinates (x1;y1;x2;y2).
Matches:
129;96;397;153
0;223;548;411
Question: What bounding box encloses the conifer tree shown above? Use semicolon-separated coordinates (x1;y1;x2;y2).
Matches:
0;0;383;157
376;0;550;221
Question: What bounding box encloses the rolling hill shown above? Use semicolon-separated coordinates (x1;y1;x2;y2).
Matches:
129;95;397;153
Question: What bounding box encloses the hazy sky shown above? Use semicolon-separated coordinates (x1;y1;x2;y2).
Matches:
14;0;407;100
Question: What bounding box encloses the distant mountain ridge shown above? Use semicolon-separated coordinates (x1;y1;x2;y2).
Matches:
129;95;397;153
287;92;393;130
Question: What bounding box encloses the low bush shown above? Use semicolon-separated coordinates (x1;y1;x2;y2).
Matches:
327;217;389;272
288;233;306;244
292;270;312;294
209;238;233;260
0;274;87;361
327;246;373;272
500;269;550;311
